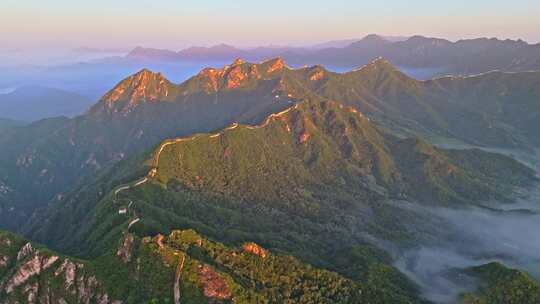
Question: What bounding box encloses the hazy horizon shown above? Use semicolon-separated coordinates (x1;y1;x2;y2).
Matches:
2;0;540;50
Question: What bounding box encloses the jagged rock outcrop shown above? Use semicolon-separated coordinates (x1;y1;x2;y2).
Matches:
197;264;232;300
117;233;135;263
16;242;34;261
185;57;291;93
0;256;8;267
54;259;80;290
100;69;176;113
5;253;59;293
0;233;120;304
242;242;268;259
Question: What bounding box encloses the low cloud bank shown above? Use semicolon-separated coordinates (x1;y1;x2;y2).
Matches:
392;186;540;303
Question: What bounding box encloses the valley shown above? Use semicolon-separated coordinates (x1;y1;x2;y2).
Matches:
1;57;540;303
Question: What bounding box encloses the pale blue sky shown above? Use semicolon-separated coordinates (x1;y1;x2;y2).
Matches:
2;0;539;48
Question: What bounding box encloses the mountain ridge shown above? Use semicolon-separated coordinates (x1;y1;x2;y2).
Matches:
2;57;540;237
124;34;540;76
2;58;540;303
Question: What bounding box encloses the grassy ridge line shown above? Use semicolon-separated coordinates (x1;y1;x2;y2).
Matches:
110;103;299;232
151;103;299;175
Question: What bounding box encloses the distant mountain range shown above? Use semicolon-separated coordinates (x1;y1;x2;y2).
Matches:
310;36;409;49
127;34;540;77
0;118;24;129
0;86;92;122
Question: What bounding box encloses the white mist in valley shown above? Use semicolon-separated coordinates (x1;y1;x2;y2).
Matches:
388;149;540;303
393;181;540;302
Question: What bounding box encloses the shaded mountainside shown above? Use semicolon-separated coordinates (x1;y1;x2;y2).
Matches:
23;99;536;304
27;99;535;253
303;58;540;148
0;86;92;122
461;262;540;304
0;58;299;231
4;60;540;303
2;57;540;233
0;229;409;304
2;57;540;235
0;118;24;130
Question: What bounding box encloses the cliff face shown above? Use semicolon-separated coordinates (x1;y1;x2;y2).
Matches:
1;229;367;304
0;232;119;304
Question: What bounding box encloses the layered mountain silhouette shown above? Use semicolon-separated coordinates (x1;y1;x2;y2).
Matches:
0;86;92;122
127;34;540;76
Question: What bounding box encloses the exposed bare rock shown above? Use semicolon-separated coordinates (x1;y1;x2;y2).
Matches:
232;58;245;66
197;68;223;92
5;253;59;293
0;255;8;267
299;131;311;144
264;57;286;74
102;69;172;106
0;181;12;195
116;233;135;263
54;259;78;291
0;234;120;304
242;242;268;259
16;242;34;261
23;282;39;304
156;234;165;249
0;236;12;247
226;65;248;89
77;274;99;304
198;264;232;300
309;68;326;81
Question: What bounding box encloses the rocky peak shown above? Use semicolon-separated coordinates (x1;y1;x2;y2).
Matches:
242;242;268;258
183;57;293;94
261;57;287;74
367;57;395;69
116;233;135;263
351;57;398;75
353;34;390;47
308;65;327;81
17;243;34;261
5;251;59;293
101;68;174;108
0;233;118;304
197;67;224;92
189;58;269;92
224;63;251;89
232;58;245;66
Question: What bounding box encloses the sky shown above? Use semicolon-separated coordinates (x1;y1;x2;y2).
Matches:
2;0;540;49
